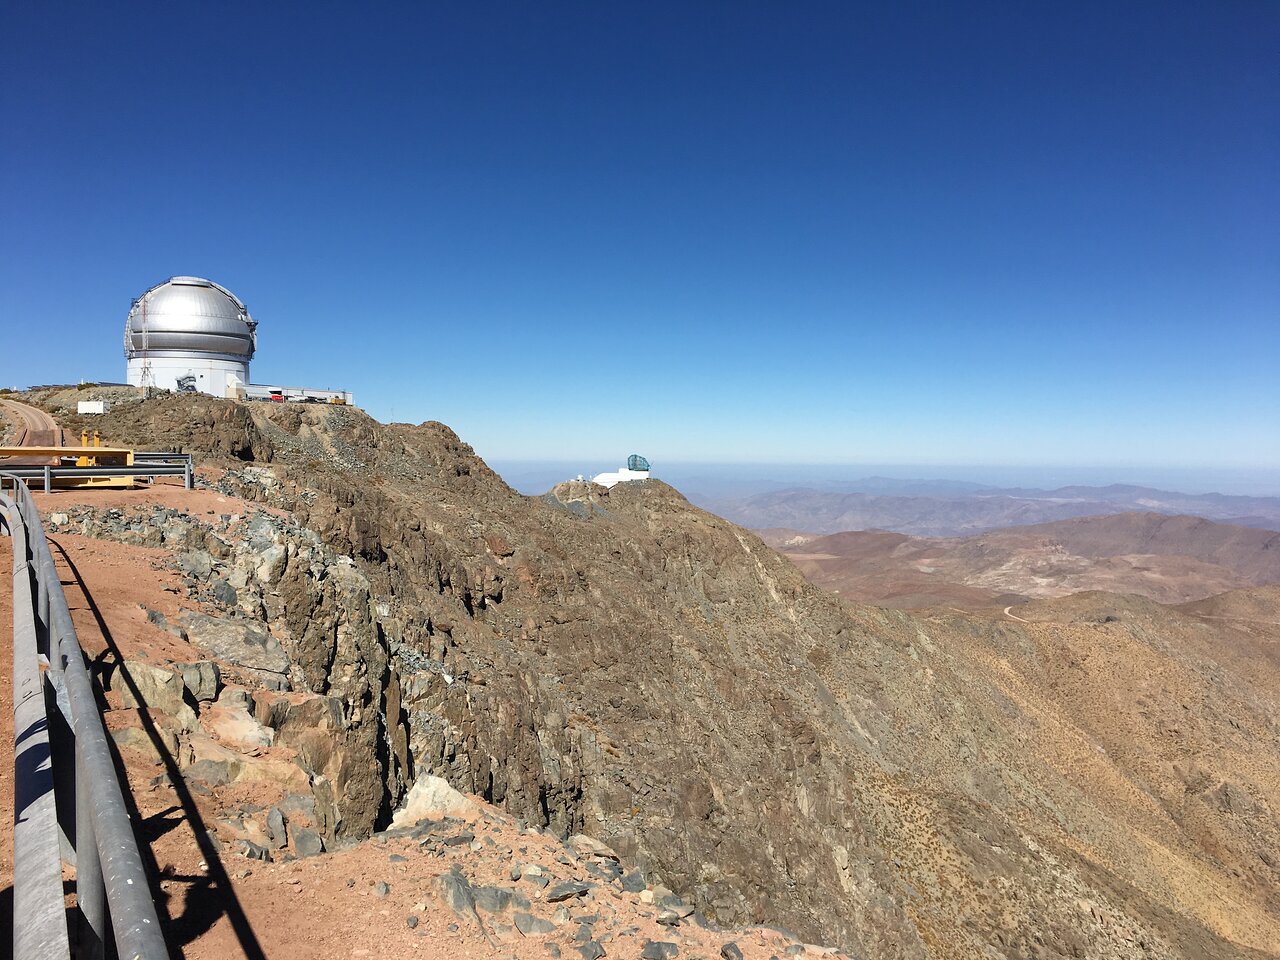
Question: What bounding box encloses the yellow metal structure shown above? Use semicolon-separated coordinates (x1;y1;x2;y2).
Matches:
0;436;138;488
0;447;134;462
76;430;106;466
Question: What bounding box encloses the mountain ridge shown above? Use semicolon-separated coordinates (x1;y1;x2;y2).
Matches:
19;386;1280;960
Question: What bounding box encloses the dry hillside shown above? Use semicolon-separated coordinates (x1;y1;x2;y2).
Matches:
7;386;1279;960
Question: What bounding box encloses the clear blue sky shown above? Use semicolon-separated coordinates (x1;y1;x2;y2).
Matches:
2;2;1276;477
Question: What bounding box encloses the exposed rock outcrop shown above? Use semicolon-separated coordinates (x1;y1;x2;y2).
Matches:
60;499;408;844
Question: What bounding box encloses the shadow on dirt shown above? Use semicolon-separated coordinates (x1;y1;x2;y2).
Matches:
53;539;267;960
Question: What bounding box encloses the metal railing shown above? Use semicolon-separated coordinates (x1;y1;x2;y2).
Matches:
0;452;194;492
133;452;196;464
2;471;169;960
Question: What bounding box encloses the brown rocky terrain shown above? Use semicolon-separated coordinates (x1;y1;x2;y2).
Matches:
4;385;1278;960
769;514;1280;610
2;485;810;960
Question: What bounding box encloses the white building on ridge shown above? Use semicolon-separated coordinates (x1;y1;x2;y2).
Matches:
592;454;651;488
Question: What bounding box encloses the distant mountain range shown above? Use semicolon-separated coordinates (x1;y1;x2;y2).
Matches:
696;481;1280;537
765;512;1280;609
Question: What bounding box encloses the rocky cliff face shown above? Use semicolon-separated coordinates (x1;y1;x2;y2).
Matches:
32;389;1280;960
51;498;406;843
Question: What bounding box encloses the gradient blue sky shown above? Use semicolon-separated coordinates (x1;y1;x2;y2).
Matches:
3;2;1276;480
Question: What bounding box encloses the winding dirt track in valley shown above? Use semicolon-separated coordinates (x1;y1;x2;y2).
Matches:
1004;605;1030;623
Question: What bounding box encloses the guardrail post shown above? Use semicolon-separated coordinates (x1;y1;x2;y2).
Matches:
32;523;61;688
184;459;193;490
43;465;51;493
36;565;49;642
76;747;106;960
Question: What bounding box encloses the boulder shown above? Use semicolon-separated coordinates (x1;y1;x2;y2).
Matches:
568;834;620;862
473;887;516;914
114;660;197;732
177;550;214;581
435;866;478;918
204;698;274;750
515;912;556;936
293;827;324;857
177;660;221;702
256;544;287;585
185;758;234;788
390;775;484;828
657;895;694;918
620;871;646;893
266;807;288;849
546;881;591;903
181;612;289;689
238;840;271;862
179;729;308;793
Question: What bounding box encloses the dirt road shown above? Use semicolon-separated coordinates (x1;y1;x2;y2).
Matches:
1003;604;1030;623
0;398;64;447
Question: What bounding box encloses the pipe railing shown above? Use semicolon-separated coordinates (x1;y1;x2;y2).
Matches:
0;460;193;492
132;452;195;463
2;471;170;960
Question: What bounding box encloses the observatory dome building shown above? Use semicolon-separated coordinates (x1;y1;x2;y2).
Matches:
592;454;651;488
124;276;257;396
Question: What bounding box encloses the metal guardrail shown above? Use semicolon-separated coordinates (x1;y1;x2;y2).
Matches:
133;452;195;462
2;472;170;960
0;456;194;492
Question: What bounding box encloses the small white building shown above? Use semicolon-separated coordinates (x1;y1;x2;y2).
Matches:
592;454;651;488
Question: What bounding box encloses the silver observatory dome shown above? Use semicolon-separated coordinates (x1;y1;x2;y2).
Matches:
124;276;257;362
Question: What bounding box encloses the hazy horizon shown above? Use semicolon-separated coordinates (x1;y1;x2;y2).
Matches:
489;458;1280;500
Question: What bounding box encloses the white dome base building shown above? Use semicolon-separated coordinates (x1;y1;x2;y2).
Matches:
124;277;257;397
592;454;652;488
126;354;251;396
